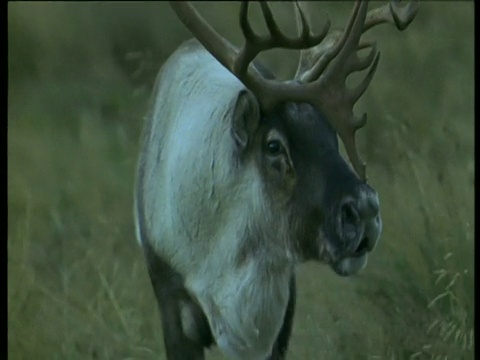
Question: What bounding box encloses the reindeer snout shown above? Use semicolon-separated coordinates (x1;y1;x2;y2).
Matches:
338;187;381;256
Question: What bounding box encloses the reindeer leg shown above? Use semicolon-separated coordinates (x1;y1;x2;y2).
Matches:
268;274;296;360
143;242;213;360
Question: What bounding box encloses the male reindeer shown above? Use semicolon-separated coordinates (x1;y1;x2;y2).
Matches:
134;1;417;359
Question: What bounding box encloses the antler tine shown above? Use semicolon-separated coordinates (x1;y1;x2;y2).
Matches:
235;1;330;78
390;0;418;30
235;2;260;76
260;2;283;40
295;2;310;43
294;1;333;82
364;0;419;32
349;48;381;105
320;1;368;85
239;2;257;45
299;1;365;85
294;2;331;46
342;115;366;180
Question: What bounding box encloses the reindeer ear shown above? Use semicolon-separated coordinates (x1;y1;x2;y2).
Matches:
232;90;260;149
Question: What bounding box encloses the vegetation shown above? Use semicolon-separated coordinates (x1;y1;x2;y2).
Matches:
8;2;473;359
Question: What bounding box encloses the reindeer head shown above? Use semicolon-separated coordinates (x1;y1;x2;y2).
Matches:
170;1;417;276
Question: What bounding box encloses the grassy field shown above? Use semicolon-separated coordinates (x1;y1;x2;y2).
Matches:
8;2;473;359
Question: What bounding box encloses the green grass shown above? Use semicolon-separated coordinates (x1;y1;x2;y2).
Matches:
8;2;473;359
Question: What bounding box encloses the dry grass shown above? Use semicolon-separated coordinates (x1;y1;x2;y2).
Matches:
8;2;473;359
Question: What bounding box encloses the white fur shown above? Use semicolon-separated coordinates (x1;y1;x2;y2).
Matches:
134;39;294;359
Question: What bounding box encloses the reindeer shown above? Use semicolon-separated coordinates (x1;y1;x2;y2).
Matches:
133;1;417;359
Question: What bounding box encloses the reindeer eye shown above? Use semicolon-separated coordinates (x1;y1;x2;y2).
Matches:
266;140;282;155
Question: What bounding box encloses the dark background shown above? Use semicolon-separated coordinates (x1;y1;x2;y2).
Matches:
8;2;473;359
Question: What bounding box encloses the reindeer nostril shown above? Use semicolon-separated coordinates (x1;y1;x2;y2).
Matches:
341;202;359;226
340;201;360;241
337;192;381;256
339;200;361;242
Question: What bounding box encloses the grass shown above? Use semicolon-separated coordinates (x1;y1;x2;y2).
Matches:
8;2;473;359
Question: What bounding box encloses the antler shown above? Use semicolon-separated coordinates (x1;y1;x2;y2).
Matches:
293;0;418;180
169;1;418;181
234;2;330;76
